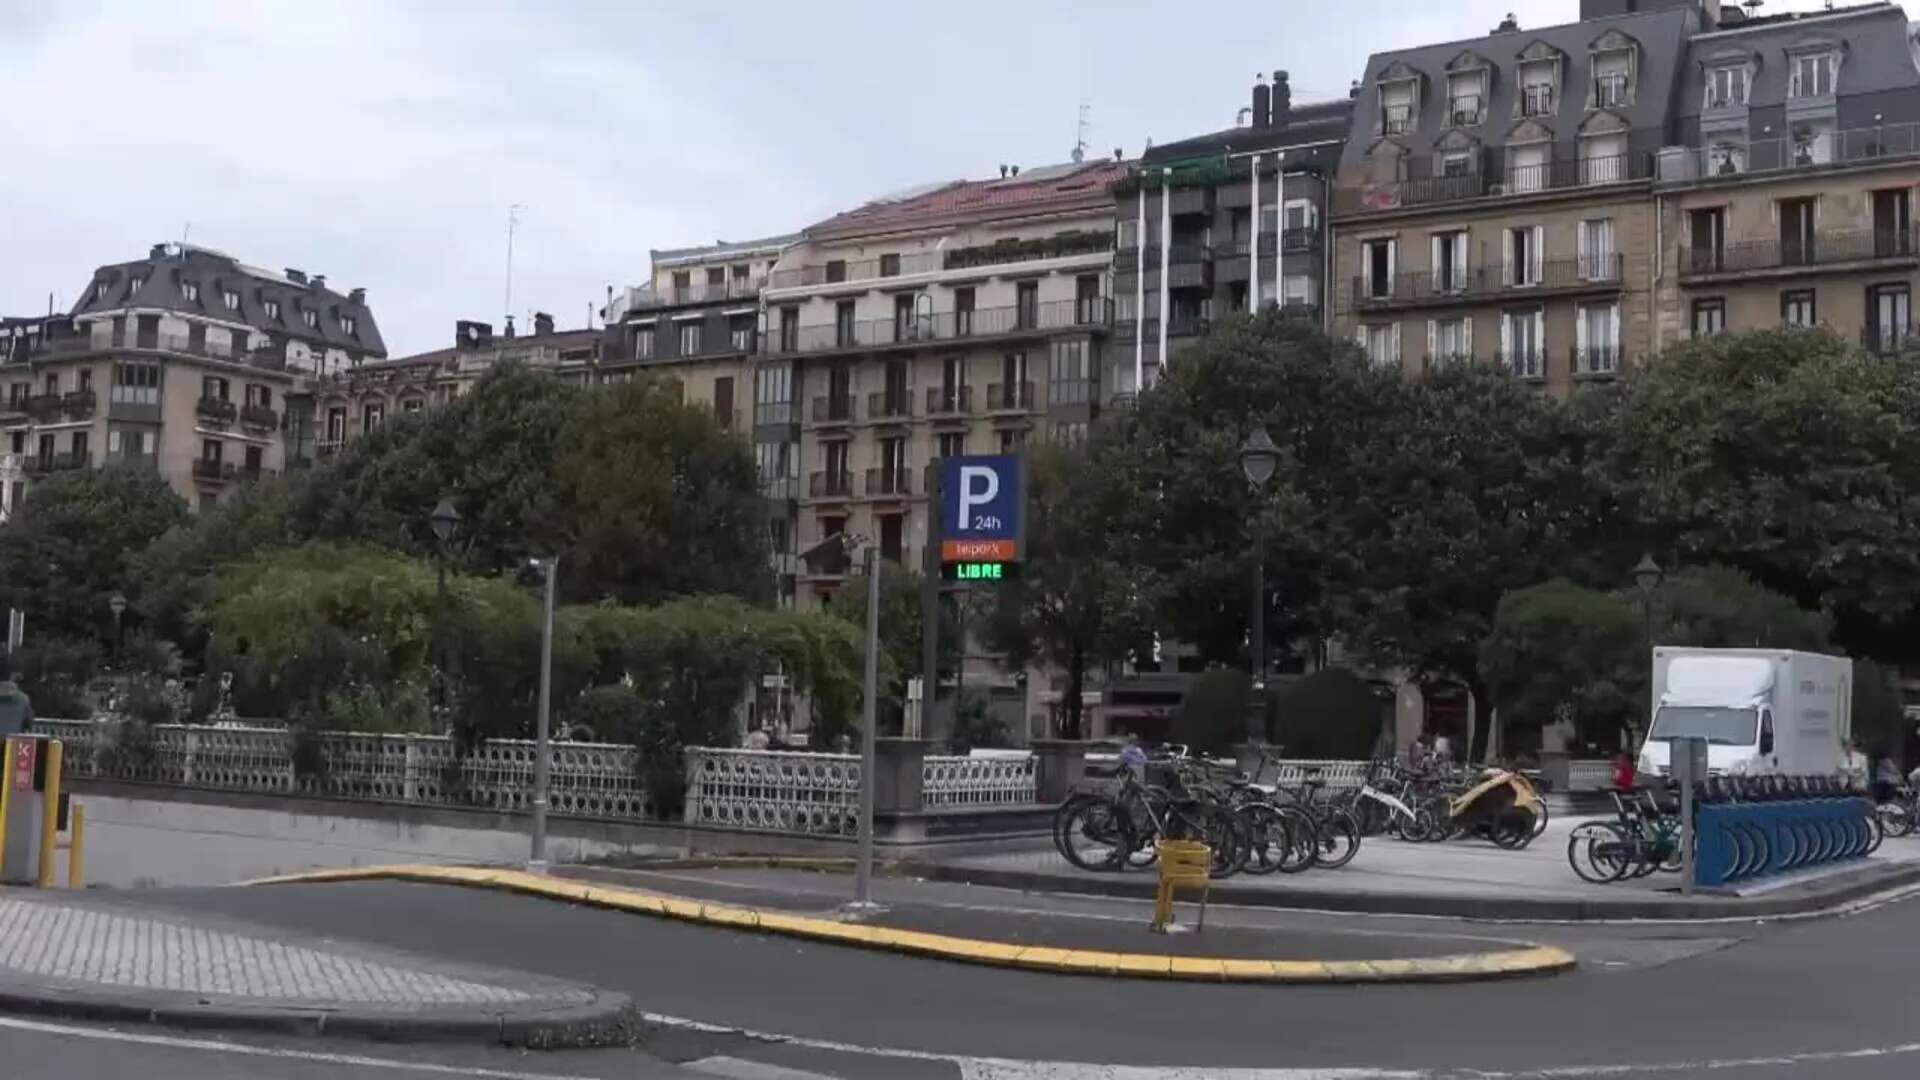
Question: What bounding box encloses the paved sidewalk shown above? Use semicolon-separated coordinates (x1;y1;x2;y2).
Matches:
0;889;629;1042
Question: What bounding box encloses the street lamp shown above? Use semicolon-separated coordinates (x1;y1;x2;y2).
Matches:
429;498;462;711
108;593;126;668
526;556;558;874
1239;423;1283;743
1632;551;1663;648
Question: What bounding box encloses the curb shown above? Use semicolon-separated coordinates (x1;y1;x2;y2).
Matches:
901;859;1920;922
247;865;1576;984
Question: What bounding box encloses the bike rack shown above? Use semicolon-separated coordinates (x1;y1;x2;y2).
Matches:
1694;796;1873;889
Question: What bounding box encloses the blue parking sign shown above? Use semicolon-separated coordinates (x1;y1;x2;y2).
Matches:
937;455;1022;563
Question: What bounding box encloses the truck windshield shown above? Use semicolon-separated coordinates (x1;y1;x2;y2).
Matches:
1648;706;1758;746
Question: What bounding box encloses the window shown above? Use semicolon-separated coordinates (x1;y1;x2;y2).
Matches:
93;282;107;303
1431;231;1468;294
679;321;701;355
779;306;799;352
893;294;918;342
1282;275;1316;309
223;289;239;311
1789;52;1837;99
834;301;855;347
997;428;1027;454
1706;142;1745;176
731;263;749;282
77;369;93;393
244;446;263;476
1440;152;1474;179
43;373;58;395
754;364;793;425
879;253;901;278
1581;133;1627;184
128;275;145;295
247;384;272;408
1049;340;1091;405
1873;189;1912;258
1688;207;1726;272
301;308;318;329
1706;65;1747;109
1577;303;1621;374
1075;274;1102;324
1379;78;1415;135
1781;289;1817;328
634;327;656;359
955;287;976;335
1780;197;1817;266
706;267;725;289
1521;82;1554;117
876;436;907;493
325;407;347;442
231;328;249;353
671;271;691;293
264;299;281;321
1016;282;1039;329
201;439;223;464
1592;50;1631;108
340;315;357;337
403;398;424;414
1868;284;1912;353
1579;219;1616;280
1051;422;1088;447
1692;298;1727;338
1508;142;1548;193
1447;72;1483;126
1505;225;1544;287
1362;323;1399;368
1502;309;1545;378
362;402;384;433
825;260;847;284
878;514;904;564
1429;317;1471;363
69;431;88;459
936;432;966;460
201;375;229;401
1362;238;1395;299
181;281;200;303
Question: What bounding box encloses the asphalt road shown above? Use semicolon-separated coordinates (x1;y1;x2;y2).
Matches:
47;877;1919;1078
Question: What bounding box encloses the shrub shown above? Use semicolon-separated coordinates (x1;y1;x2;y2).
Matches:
1272;669;1382;759
14;636;97;719
947;687;1012;754
1172;669;1252;756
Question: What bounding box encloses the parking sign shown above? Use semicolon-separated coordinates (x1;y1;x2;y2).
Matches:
937;455;1023;570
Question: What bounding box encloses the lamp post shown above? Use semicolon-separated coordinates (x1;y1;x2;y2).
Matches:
1239;423;1283;744
1632;551;1663;650
107;593;126;669
429;498;462;711
527;555;558;873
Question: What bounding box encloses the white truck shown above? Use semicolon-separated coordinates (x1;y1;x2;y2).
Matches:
1638;648;1852;778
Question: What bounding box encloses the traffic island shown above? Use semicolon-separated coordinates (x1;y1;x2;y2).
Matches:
247;864;1576;984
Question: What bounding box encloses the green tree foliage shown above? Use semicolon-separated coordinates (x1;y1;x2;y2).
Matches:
1479;579;1645;749
823;564;958;734
1172;668;1252;756
0;463;189;644
946;687;1013;754
532;378;770;607
12;635;97;719
1272;669;1385;759
978;440;1158;739
1852;659;1906;758
1653;564;1832;652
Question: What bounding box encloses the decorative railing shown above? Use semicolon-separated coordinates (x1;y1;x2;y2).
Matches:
682;748;860;836
1260;759;1370;788
921;754;1036;809
33;719;647;820
1567;758;1615;792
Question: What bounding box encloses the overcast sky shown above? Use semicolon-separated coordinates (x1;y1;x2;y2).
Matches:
0;0;1867;356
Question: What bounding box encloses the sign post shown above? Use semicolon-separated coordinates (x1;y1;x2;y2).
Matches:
1673;735;1707;897
937;455;1026;581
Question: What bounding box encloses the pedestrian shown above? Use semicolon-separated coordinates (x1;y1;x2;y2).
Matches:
1432;731;1455;768
1119;732;1148;775
0;656;31;737
1846;739;1870;791
1873;754;1901;804
1611;751;1637;793
743;725;770;751
1407;735;1430;772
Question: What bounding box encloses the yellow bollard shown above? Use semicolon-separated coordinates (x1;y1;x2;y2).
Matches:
36;740;61;889
1150;839;1213;933
66;803;84;890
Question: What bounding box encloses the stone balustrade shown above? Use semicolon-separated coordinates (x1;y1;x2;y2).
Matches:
681;747;861;836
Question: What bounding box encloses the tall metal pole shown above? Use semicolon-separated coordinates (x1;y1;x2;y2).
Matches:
529;556;556;872
1274;153;1287;310
1157;167;1171;369
1248;154;1260;313
1134;184;1146;394
855;545;882;908
1249;492;1267;741
920;467;941;742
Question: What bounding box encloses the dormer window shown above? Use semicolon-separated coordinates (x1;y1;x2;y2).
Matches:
302;308;318;330
1707;65;1748;110
223;289;240;311
264;299;281;321
340;315;357;337
181;281;200;303
93;282;107;303
1383;102;1413;135
1448;78;1484;126
128;275;145;296
1789;51;1838;99
1374;67;1421;137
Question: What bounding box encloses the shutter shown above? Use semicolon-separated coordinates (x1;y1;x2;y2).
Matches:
1502;229;1515;286
1530;226;1545;285
1534;310;1546;370
1427;319;1438;362
1576;304;1589;367
1577;221;1590;278
1610;304;1622;359
1500;312;1513;366
1391;322;1402;366
1431;235;1443;286
1454;233;1469;283
1386;239;1397;292
1463;316;1474;358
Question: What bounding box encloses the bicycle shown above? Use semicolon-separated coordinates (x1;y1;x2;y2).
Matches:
1056;758;1247;878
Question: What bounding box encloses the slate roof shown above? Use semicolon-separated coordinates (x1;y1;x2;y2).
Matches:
1675;3;1920;134
1142;99;1356;165
68;242;387;360
803;161;1130;240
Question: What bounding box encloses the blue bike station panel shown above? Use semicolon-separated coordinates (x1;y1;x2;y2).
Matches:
1693;797;1875;888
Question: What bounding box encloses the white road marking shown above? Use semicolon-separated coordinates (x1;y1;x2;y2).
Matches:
0;1016;602;1079
683;1056;842;1079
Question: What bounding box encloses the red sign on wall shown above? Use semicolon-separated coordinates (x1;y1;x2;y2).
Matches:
11;740;33;792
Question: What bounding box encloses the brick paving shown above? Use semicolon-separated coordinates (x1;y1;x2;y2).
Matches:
0;897;592;1008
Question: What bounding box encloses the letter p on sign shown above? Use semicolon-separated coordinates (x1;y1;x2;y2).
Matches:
957;466;999;529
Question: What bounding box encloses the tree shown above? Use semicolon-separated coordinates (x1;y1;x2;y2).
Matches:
532;377;770;607
1172;669;1251;756
1272;669;1384;760
1653;564;1831;652
1479;580;1645;752
0;462;190;646
822;564;962;735
978;439;1159;740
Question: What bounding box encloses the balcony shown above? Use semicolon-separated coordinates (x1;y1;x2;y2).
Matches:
1594;75;1630;110
27;451;90;473
986;382;1036;412
1447;95;1484;127
1115;243;1210;271
195;397;238;425
807;470;854;499
864;468;912;497
240;403;279;431
926;385;973;417
866;390;914;422
1047;380;1097;409
769;251;943;290
753;401;797;428
1862;324;1918;357
1351;254;1624;311
192;459;237;483
765;299;1110;357
1333;152;1649;216
1520;85;1555;117
1679;227;1920;282
1571;345;1625;378
810;394;856;425
25;394;63;422
61;390;97;420
1661;121;1920;182
941;230;1113;271
635;277;766;308
762;475;798;502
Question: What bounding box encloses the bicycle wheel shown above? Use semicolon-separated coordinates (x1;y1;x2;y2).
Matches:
1530;799;1550;839
1051;793;1099;863
1567;821;1631;884
1489;807;1534;850
1058;796;1134;872
1877;802;1913;838
1240;803;1304;876
1272;805;1322;874
1310;809;1362;869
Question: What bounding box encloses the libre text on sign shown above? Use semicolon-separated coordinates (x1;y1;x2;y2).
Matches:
937;455;1023;578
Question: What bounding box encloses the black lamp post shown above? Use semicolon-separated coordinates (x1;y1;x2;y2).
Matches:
1239;423;1283;743
430;498;462;711
108;593;126;668
1632;551;1663;649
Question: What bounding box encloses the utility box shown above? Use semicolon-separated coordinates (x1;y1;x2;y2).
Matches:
2;735;60;885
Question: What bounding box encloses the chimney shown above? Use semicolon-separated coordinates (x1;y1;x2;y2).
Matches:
347;287;366;305
503;314;516;339
533;311;555;337
1252;73;1272;129
1272;71;1292;126
1010;164;1020;176
999;164;1009;178
1114;148;1124;161
1493;12;1520;33
1350;79;1362;100
310;274;325;291
150;243;168;260
285;268;307;285
455;319;493;350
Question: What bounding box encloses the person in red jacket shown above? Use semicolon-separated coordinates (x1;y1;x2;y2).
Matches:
1612;752;1637;792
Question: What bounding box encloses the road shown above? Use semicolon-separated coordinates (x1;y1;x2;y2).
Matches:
6;877;1920;1078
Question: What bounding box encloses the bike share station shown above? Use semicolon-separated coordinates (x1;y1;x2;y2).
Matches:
0;734;86;889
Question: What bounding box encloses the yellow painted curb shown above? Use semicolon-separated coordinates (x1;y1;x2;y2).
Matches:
242;864;1576;985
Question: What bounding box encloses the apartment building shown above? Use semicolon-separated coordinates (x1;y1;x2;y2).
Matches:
1653;2;1920;350
1114;72;1352;384
760;161;1125;607
310;314;599;460
1330;2;1700;394
1;243;385;509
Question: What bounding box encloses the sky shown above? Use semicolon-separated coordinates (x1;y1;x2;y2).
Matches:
0;0;1874;356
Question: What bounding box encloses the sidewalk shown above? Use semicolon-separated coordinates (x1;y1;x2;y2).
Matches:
0;889;629;1042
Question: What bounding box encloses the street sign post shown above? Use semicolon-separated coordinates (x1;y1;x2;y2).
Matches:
1673;735;1707;896
937;455;1025;579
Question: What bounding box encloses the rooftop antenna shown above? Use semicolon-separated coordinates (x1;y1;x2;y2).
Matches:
504;203;527;327
1071;102;1092;163
181;221;191;246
